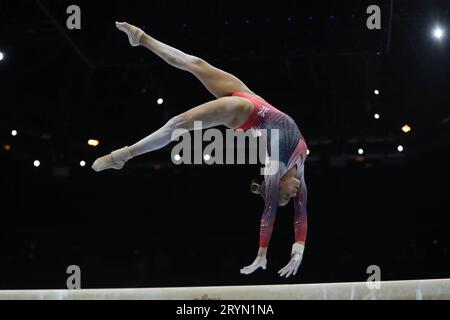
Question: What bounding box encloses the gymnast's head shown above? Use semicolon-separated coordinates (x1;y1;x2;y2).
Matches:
251;171;301;207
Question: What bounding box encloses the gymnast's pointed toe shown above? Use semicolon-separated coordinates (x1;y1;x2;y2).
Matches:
91;154;123;172
92;147;133;172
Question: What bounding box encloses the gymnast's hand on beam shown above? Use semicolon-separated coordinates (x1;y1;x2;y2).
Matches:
278;253;303;278
240;255;268;275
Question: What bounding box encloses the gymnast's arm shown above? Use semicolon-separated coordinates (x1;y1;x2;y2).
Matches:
240;167;281;275
278;170;308;278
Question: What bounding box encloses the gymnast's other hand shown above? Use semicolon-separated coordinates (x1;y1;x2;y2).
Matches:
278;253;303;278
240;255;267;275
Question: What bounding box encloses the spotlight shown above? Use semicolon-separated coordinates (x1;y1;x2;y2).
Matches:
0;52;4;61
33;160;41;167
11;130;18;136
358;148;364;155
374;90;380;95
157;98;164;105
80;160;86;167
374;113;380;120
432;26;445;40
397;145;404;152
402;125;412;134
174;154;181;162
88;139;100;147
204;154;211;161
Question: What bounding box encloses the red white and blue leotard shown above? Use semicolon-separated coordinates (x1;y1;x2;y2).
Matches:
233;92;308;248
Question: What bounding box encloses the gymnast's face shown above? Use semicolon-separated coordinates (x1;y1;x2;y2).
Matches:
278;177;301;207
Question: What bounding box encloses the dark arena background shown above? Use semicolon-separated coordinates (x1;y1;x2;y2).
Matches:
0;0;449;298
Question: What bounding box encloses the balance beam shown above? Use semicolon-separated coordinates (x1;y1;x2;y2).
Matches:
0;279;449;300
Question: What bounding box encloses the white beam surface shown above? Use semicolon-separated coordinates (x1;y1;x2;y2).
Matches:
0;279;449;300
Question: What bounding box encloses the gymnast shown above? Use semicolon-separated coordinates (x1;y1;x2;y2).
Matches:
92;22;309;278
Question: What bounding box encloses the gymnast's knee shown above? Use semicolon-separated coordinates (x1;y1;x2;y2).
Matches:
166;114;195;133
170;54;203;72
186;56;208;73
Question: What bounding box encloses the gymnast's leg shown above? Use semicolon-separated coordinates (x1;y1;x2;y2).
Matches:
115;21;259;99
91;96;253;172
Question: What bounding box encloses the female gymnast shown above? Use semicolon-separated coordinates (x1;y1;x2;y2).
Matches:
92;22;309;278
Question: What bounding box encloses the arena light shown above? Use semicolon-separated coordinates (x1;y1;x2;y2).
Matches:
402;125;412;134
33;160;41;168
0;51;4;61
88;139;100;147
374;89;380;95
204;154;211;161
157;98;164;105
358;148;364;155
80;160;86;167
174;154;181;162
397;145;404;152
374;113;380;120
433;26;445;40
11;130;18;136
307;149;310;156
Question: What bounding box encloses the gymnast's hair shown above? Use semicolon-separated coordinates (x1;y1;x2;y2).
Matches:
250;180;266;200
